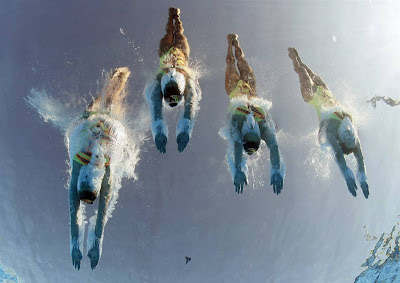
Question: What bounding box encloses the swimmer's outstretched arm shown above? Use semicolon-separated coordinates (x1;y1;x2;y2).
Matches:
177;79;197;152
326;131;358;197
260;119;283;195
354;143;369;198
230;119;247;194
87;166;112;270
69;161;83;270
148;79;168;154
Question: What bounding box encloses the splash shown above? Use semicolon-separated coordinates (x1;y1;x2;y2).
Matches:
246;57;278;101
25;89;78;131
0;261;23;283
355;223;400;282
304;128;334;181
333;80;372;129
26;68;149;255
363;225;378;242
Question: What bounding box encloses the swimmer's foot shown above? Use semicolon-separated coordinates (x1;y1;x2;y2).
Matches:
231;35;240;47
169;7;180;18
227;33;238;44
288;47;297;60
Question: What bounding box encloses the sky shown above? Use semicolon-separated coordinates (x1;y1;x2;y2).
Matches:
1;0;400;282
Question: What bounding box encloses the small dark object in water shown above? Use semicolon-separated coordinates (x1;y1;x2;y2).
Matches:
185;256;191;264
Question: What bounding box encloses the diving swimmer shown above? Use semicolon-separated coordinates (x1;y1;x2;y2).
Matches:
69;67;131;269
288;47;369;198
146;7;200;154
224;34;284;194
368;96;400;108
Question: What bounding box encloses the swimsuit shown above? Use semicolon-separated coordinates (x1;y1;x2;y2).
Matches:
229;80;253;100
229;80;265;122
308;86;351;122
233;104;266;123
158;47;190;78
73;115;112;167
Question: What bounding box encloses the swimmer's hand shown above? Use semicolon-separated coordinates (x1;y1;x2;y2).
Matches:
271;171;283;195
177;132;190;153
155;133;167;154
87;238;101;270
344;168;357;197
360;180;369;199
234;168;247;194
357;172;369;199
71;237;82;270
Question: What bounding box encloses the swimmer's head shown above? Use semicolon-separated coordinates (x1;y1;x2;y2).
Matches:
241;114;261;155
77;163;105;204
161;69;185;107
338;117;357;150
78;182;98;204
163;81;183;107
243;132;261;155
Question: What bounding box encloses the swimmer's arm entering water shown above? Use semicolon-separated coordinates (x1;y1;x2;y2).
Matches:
149;79;168;154
69;160;83;270
354;143;369;198
176;79;197;152
326;130;358;197
230;118;247;194
260;119;283;195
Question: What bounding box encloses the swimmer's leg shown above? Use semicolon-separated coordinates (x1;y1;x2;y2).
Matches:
382;97;400;106
104;67;131;111
225;34;240;96
173;8;190;59
288;47;314;102
232;36;256;93
158;8;175;57
86;95;102;114
367;96;377;108
290;48;328;89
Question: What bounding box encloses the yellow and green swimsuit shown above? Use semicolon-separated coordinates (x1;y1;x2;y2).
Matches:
308;86;351;122
158;47;190;78
229;80;253;100
73;119;111;167
229;80;266;123
73;150;111;167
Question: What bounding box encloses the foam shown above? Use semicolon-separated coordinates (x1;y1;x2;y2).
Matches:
27;69;148;262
